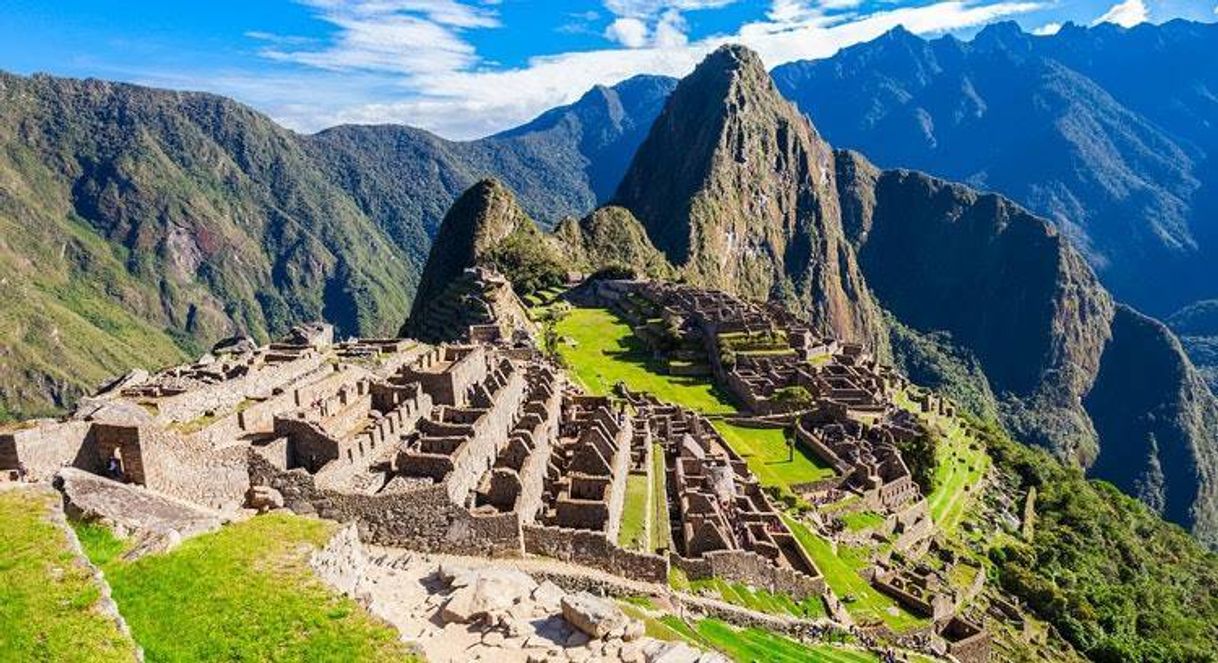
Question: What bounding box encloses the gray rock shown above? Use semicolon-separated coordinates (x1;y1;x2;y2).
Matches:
644;642;703;663
441;568;538;624
561;591;628;639
532;580;567;609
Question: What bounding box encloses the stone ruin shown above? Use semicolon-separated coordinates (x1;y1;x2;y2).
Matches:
1;276;992;660
590;279;904;416
618;388;827;601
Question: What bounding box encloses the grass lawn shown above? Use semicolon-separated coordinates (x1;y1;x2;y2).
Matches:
75;513;414;662
555;307;734;414
781;514;927;632
650;443;671;551
0;488;137;662
840;510;885;532
619;474;651;550
714;421;835;490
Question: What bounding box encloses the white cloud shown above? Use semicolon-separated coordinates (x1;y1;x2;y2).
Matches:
603;0;737;18
605;17;650;47
1031;21;1062;35
653;10;690;47
229;0;1044;138
1091;0;1148;27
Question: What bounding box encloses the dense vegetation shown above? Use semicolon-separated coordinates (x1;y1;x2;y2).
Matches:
978;419;1218;662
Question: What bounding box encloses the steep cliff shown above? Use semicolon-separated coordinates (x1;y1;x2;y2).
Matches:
614;46;885;349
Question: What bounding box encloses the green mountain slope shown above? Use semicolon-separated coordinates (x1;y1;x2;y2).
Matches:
0;71;675;419
0;73;413;418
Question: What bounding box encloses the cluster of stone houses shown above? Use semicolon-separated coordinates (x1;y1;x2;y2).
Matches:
2;274;991;661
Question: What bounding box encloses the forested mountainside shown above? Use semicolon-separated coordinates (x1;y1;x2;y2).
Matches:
610;44;1218;546
771;19;1218;326
0;71;673;419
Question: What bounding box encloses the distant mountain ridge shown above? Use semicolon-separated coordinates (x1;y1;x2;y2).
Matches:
0;70;675;419
772;20;1218;321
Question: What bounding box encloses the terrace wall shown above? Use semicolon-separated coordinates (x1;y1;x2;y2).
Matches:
671;550;826;600
250;454;523;557
522;524;668;583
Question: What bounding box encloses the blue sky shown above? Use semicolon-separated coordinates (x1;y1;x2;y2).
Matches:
1;0;1214;139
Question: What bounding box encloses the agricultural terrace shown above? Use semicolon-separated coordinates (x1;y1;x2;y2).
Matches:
782;514;928;632
619;603;878;663
74;513;414;661
895;390;991;533
0;487;137;662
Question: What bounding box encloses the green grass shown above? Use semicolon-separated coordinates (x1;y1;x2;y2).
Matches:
626;603;876;663
76;513;414;662
650;443;671;551
840;510;885;533
714;422;836;490
619;474;651;550
555;307;734;414
927;423;989;533
0;488;137;662
781;514;927;632
894;389;990;533
693;619;878;663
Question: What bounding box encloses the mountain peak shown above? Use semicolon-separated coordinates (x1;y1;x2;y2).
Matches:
614;44;886;346
404;178;531;333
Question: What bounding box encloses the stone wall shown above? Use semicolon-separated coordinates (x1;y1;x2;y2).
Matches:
0;420;95;480
137;427;249;511
250;453;523;557
522;524;668;583
445;367;527;504
155;353;327;423
603;416;634;542
309;523;366;597
673;550;825;600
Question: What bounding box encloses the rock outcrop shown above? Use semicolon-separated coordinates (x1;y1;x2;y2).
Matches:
554;206;674;279
614;45;886;350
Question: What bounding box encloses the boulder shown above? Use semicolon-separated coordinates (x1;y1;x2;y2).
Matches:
531;580;567;609
245;485;284;512
561;591;629;639
440;568;538;624
211;334;257;355
643;641;704;663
